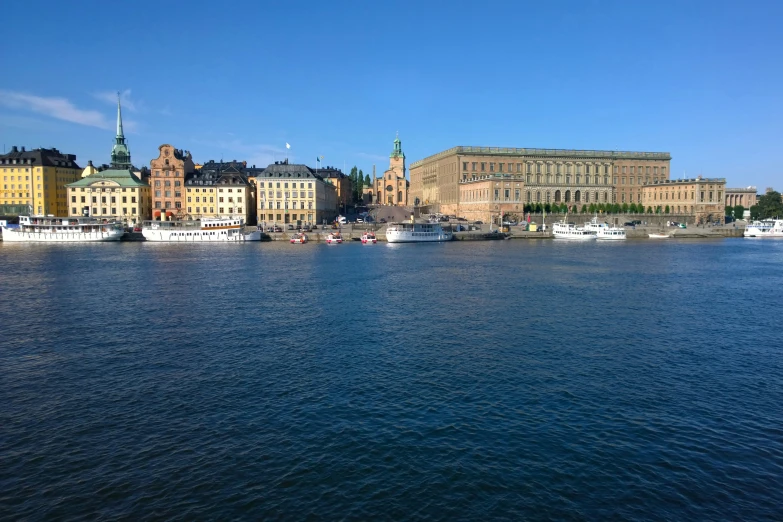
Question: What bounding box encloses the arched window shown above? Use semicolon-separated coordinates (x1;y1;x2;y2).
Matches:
575;190;581;202
584;192;589;203
565;190;571;202
526;191;531;203
398;191;403;203
555;190;561;202
546;191;551;203
536;191;541;202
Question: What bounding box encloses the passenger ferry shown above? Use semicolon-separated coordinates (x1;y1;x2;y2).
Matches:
290;233;308;244
1;215;124;242
385;222;452;243
744;219;783;238
552;220;597;240
141;217;260;242
361;231;377;244
583;217;626;240
325;232;343;244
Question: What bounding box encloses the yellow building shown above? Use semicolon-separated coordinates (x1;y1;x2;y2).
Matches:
249;160;338;226
66;169;152;225
81;160;99;178
1;146;81;216
641;177;726;224
184;160;251;222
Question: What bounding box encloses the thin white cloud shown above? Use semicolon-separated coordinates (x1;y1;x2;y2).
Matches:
194;138;286;168
0;90;110;129
92;88;139;112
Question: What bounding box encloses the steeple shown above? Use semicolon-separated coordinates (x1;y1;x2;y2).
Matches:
116;92;124;138
110;92;132;169
390;131;404;159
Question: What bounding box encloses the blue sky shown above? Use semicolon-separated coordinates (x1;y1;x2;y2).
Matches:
1;0;781;189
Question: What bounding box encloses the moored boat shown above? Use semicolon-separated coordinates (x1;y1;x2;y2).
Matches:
385;222;452;243
648;233;670;239
1;215;124;242
325;232;343;244
361;231;377;244
141;217;260;241
583;217;626;240
290;232;308;244
744;219;783;238
552;220;597;240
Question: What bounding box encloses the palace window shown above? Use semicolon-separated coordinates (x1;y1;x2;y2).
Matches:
481;163;486;172
499;163;504;173
463;162;468;171
472;162;477;171
490;163;495;172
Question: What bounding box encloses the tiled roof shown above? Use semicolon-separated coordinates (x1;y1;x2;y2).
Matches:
66;168;147;188
0;146;80;169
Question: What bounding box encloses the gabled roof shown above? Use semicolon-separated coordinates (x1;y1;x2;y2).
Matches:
66;168;148;188
1;146;80;169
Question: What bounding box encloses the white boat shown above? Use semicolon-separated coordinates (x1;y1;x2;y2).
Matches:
552;220;597;240
325;232;343;244
385;222;452;243
361;232;377;244
648;233;670;239
583;217;626;240
290;233;308;244
141;217;260;242
744;219;783;238
1;215;124;242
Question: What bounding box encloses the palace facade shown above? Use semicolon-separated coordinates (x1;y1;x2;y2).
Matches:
641;177;726;224
725;187;757;208
410;146;671;222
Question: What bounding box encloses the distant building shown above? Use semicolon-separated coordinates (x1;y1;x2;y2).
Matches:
641;177;726;224
66;96;151;224
409;146;670;222
249;161;338;225
185;160;252;223
725;187;757;209
0;146;81;217
149;145;196;219
370;134;408;206
319;166;352;211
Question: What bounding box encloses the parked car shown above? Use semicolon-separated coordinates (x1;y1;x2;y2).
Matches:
632;220;642;225
287;224;295;230
272;226;283;232
624;222;635;227
379;218;387;223
678;223;687;229
356;217;363;223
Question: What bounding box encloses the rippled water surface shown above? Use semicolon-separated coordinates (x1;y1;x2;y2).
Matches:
1;238;782;520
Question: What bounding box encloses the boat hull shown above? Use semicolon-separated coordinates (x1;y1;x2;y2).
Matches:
142;229;260;241
1;229;124;242
386;232;452;243
553;234;597;241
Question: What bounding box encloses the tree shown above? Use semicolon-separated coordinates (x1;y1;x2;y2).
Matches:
588;203;596;214
622;203;629;213
664;205;670;213
349;166;358;203
597;203;605;213
756;191;783;219
655;206;661;214
544;203;551;212
733;205;745;220
571;205;578;213
523;203;531;213
647;206;653;214
357;169;365;202
534;203;542;213
725;205;733;216
364;174;371;186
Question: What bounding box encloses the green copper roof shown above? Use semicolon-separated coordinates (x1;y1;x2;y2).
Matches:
66;168;148;188
110;93;132;169
390;133;405;159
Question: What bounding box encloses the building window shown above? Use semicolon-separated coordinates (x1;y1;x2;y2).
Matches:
481;163;486;172
472;162;477;172
463;162;468;171
499;163;504;173
489;163;495;172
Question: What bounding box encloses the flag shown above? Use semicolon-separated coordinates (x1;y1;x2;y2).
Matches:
316;157;320;163
286;143;290;149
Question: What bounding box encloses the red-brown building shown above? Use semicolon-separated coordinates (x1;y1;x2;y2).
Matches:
149;144;195;219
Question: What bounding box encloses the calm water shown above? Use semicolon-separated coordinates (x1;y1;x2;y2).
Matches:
1;238;782;520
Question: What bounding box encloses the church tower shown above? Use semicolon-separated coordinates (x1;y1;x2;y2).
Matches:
110;93;132;169
375;133;409;206
388;132;405;177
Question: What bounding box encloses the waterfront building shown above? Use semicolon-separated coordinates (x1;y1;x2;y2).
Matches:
184;160;251;223
319;166;352;211
149;144;196;219
409;146;670;222
66;96;152;225
725;187;757;208
249;161;338;226
369;134;408;206
0;146;81;217
641;177;726;224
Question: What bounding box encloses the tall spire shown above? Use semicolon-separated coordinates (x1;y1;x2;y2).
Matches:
110;91;131;169
116;91;124;139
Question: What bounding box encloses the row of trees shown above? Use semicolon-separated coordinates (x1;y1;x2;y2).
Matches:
749;191;783;220
520;202;684;214
347;167;372;204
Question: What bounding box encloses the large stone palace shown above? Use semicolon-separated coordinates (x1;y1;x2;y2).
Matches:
409;146;672;222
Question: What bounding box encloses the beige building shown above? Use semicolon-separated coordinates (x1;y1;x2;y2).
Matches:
642;177;726;224
67;170;152;225
150;144;196;219
410;146;671;221
250;161;338;225
0;146;81;216
369;134;408;206
725;187;757;208
184;160;251;223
